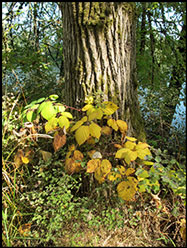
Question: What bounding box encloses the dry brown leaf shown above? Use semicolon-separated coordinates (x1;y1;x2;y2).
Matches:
53;132;66;152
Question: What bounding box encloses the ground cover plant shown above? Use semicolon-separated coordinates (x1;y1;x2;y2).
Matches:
2;93;186;247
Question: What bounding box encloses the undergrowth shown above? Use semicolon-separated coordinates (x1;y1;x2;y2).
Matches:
2;93;186;247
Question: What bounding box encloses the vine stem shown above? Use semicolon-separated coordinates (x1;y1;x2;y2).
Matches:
63;104;82;112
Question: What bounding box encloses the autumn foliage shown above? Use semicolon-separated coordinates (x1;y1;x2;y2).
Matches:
16;94;154;202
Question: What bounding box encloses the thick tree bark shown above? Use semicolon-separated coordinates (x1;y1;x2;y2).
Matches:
61;2;145;141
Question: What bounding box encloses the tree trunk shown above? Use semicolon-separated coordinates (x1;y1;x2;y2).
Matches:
61;2;146;141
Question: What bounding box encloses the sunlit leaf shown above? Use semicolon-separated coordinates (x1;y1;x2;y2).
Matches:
100;159;112;175
124;150;138;164
116;120;128;133
117;177;138;201
87;159;101;173
125;168;135;176
117;165;126;175
87;150;97;159
142;161;154;166
84;96;94;104
41;101;57;120
102;101;119;115
137;170;149;181
82;104;93;111
137;148;151;160
107;119;118;131
49;94;59;100
70;116;87;132
115;148;129;159
70;120;84;132
61;112;73;119
94;167;105;184
58;115;70;129
136;142;149;150
45;117;58;133
124;141;136;150
89;122;101;139
21;156;29;164
125;136;137;142
88;109;103;121
107;171;122;181
75;125;90;146
26;110;36;122
55;104;66;113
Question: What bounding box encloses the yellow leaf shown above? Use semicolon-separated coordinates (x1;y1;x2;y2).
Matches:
89;122;101;139
45;117;58;133
87;150;97;159
87;159;101;173
137;148;151;160
101;159;112;176
73;150;84;161
136;142;149;150
117;165;126;175
94;167;105;184
75;125;90;146
117;177;138;201
40;150;52;162
84;96;94;104
82;104;93;111
115;148;129;159
21;156;29;164
125;168;135;176
101;126;112;135
107;119;118;131
124;141;136;150
69;144;76;151
107;172;122;181
116;120;128;133
88;109;103;121
125;136;137;142
58;115;70;130
70;120;84;132
142;161;154;166
81;116;88;122
102;101;119;115
124;150;138;164
61;112;73;119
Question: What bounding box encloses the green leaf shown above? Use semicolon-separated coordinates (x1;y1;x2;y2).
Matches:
49;94;59;100
40;102;57;120
26;110;37;122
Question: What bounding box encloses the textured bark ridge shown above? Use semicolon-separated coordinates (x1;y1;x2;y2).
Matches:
62;2;145;140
